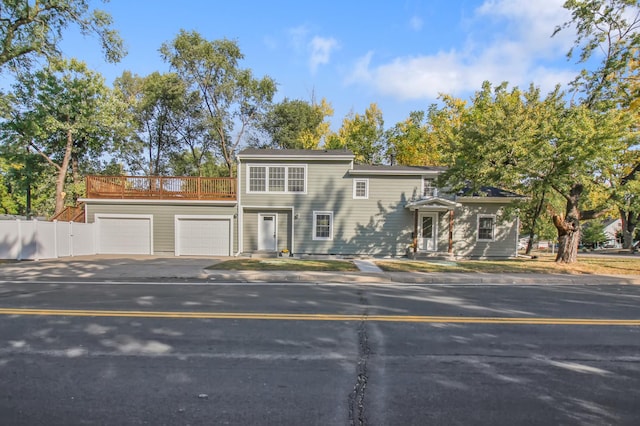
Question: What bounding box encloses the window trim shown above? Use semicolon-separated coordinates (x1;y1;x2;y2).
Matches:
422;176;438;198
312;211;333;241
477;214;496;242
246;164;307;194
353;178;369;199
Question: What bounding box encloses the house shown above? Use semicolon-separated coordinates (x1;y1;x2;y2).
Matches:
80;149;523;258
602;218;622;248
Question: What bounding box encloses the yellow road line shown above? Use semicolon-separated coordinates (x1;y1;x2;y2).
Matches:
0;307;639;325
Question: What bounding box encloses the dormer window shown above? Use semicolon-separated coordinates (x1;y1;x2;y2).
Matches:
423;177;437;197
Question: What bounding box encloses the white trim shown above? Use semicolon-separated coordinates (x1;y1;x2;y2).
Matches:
239;154;354;161
406;197;459;211
241;206;296;254
245;163;307;194
80;198;236;206
348;169;442;176
312;211;333;241
353;178;369;199
477;214;497;242
418;212;438;252
242;205;294;210
236;159;242;256
95;213;153;255
174;215;233;256
258;213;278;251
421;177;438;198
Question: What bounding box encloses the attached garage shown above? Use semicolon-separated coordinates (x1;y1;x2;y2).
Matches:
175;215;233;256
96;214;153;254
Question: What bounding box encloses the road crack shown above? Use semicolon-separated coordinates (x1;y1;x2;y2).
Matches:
349;290;371;426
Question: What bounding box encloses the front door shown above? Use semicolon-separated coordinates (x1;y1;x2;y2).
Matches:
258;214;277;251
419;213;437;251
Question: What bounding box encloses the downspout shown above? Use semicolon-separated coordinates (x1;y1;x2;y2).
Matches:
291;207;295;255
235;157;243;256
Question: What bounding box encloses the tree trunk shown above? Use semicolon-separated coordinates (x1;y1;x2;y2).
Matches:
525;189;547;255
71;152;80;202
553;184;582;263
54;129;74;215
620;208;637;251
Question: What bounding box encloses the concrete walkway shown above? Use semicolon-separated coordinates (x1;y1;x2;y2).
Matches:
1;255;639;285
353;259;384;273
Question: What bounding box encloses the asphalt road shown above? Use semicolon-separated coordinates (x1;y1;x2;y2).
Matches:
0;280;639;425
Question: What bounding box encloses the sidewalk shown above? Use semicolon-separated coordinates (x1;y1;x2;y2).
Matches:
1;255;639;285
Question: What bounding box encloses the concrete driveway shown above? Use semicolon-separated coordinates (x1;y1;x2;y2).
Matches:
0;255;225;281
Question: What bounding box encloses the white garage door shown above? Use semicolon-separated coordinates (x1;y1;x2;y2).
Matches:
96;215;152;254
176;216;231;256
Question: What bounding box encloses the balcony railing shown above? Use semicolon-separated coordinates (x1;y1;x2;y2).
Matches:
86;176;237;200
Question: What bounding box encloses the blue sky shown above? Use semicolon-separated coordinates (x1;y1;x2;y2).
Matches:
60;0;586;129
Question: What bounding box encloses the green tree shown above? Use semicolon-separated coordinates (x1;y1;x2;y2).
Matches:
325;103;385;164
2;58;125;215
0;0;125;70
555;0;639;109
385;110;446;166
555;0;640;249
581;219;608;248
260;98;329;149
114;71;186;175
170;90;218;176
160;31;277;176
439;81;629;263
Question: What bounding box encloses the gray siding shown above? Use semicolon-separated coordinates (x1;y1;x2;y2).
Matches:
452;203;518;258
240;160;423;256
86;203;237;255
242;209;292;253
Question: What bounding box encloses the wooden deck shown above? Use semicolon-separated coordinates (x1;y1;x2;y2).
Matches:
86;176;237;200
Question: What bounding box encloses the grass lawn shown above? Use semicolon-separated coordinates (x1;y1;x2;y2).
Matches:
205;253;639;275
376;254;640;275
207;258;359;272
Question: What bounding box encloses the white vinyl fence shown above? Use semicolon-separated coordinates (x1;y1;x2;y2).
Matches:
0;220;96;260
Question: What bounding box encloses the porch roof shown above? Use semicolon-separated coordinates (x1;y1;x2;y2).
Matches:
405;197;460;211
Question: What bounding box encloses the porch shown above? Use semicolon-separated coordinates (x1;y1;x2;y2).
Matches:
85;175;237;200
406;196;460;258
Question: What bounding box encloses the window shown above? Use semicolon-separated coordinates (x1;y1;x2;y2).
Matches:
313;211;333;240
422;177;437;197
249;166;266;192
353;179;369;199
269;167;285;192
288;167;305;192
422;215;433;238
247;165;306;193
478;215;496;241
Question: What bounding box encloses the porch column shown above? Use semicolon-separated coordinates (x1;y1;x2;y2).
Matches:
413;209;418;253
448;209;454;254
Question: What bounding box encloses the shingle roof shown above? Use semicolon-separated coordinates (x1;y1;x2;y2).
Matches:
238;148;354;157
352;164;447;172
458;186;523;198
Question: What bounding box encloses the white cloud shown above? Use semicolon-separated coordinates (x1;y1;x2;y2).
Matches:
476;0;574;55
308;36;339;73
346;0;577;100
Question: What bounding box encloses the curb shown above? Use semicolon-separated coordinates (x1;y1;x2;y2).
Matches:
202;271;640;286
